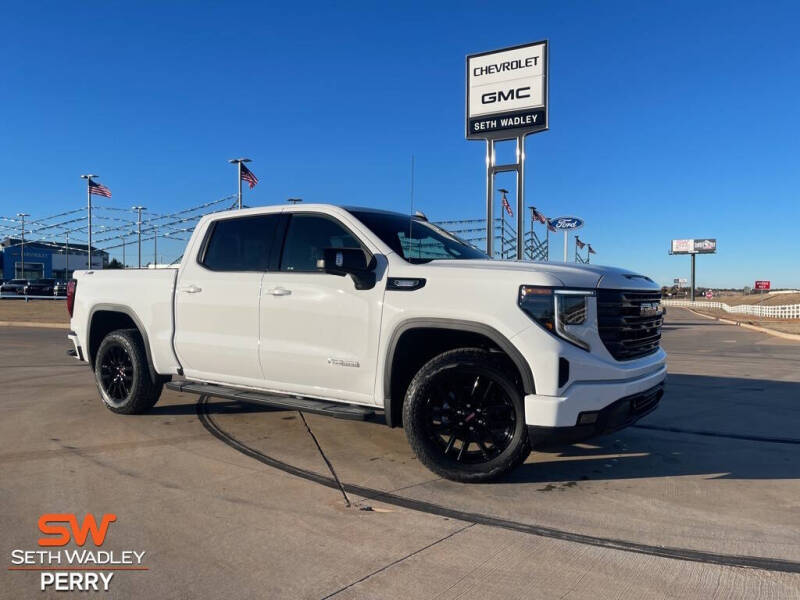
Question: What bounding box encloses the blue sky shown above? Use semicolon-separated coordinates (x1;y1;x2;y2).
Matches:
1;1;798;287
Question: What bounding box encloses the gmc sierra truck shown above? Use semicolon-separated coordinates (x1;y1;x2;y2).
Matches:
67;204;666;482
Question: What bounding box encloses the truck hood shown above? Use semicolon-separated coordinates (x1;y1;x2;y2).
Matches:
419;260;659;290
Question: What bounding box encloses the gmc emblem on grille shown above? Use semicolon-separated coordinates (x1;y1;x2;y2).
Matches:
639;302;661;317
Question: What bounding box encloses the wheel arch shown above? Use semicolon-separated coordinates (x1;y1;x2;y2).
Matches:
87;304;159;384
382;318;535;428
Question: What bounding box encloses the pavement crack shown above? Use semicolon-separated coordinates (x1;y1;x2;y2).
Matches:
319;523;476;599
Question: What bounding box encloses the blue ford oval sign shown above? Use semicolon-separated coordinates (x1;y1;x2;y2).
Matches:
549;216;584;230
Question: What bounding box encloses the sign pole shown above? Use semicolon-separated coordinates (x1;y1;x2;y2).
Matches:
545;225;549;261
515;135;525;260
563;230;568;262
690;254;696;302
485;140;494;257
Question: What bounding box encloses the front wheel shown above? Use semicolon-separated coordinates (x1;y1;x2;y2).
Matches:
403;348;530;483
94;329;162;414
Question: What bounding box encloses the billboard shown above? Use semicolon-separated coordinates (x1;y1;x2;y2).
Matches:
755;280;771;290
466;40;548;140
670;238;717;254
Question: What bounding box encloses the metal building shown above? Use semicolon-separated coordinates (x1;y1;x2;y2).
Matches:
0;238;107;280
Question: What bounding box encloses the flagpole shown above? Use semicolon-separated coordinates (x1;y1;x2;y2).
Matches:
229;158;252;210
237;162;242;210
81;174;98;270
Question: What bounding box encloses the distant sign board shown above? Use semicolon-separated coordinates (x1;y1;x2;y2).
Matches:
755;280;771;290
674;277;688;285
466;40;548;140
670;238;717;254
705;290;714;299
549;216;584;231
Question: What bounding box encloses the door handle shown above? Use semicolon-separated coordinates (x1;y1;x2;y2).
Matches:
180;285;202;294
267;287;292;296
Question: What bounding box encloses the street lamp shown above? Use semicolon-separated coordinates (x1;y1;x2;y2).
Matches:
16;213;29;279
132;206;146;268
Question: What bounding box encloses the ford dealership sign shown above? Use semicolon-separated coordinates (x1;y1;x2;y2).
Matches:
549;216;584;231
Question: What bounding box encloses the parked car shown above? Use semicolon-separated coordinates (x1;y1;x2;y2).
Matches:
0;279;29;295
67;204;666;482
53;281;68;296
24;279;57;296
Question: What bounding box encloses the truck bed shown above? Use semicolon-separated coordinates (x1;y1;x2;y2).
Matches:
70;268;181;375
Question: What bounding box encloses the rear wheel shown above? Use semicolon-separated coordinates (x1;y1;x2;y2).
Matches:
94;329;162;414
403;348;530;482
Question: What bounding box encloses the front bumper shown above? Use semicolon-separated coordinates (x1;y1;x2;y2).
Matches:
527;382;664;448
524;362;666;427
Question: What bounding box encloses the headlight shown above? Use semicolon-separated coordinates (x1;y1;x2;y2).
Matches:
518;285;594;350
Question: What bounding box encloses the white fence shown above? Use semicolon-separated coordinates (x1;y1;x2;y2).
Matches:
663;299;800;319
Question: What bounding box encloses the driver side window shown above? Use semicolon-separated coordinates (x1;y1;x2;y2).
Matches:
280;214;365;272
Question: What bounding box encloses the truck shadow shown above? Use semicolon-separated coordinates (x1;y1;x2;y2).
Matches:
152;374;800;483
505;372;800;483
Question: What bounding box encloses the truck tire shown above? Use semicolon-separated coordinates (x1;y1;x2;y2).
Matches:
403;348;530;482
94;329;162;414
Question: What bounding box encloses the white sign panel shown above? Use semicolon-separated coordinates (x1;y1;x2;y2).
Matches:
466;40;548;140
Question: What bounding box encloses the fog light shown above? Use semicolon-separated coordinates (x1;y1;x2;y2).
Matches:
577;412;598;425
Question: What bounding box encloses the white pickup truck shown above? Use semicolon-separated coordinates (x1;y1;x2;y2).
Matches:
67;204;666;481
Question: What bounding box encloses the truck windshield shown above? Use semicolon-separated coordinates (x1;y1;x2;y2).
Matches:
347;210;488;264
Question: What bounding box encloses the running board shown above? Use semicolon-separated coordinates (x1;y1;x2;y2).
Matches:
165;380;378;421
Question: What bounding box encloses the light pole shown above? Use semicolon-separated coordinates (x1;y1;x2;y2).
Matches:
80;174;98;269
132;206;145;268
16;213;28;279
65;230;70;279
228;158;251;210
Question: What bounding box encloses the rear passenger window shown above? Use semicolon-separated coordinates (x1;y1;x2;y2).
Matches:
201;214;280;271
280;214;365;272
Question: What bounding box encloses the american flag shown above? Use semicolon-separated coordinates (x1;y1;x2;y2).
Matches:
546;219;557;233
531;206;547;225
241;163;258;189
575;237;586;249
588;244;597;255
501;195;513;217
89;180;112;198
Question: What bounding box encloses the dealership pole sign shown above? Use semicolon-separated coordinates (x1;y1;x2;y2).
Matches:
466;40;548;140
549;216;583;262
755;280;771;291
467;40;549;261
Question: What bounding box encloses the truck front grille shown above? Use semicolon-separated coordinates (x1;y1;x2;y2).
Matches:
597;290;663;361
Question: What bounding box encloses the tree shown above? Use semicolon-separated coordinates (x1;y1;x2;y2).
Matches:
107;258;124;270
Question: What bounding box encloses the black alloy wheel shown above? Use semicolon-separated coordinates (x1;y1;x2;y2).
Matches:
423;369;516;464
403;348;530;482
98;343;134;407
94;329;163;414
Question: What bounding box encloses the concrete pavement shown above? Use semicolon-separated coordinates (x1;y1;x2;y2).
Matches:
1;308;798;599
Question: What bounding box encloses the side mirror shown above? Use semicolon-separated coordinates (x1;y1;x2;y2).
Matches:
320;248;376;290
